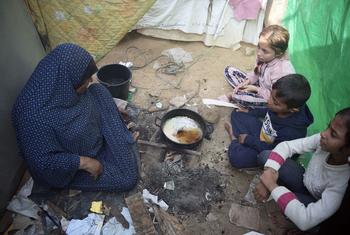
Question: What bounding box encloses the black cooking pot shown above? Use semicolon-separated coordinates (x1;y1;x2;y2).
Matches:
155;109;207;149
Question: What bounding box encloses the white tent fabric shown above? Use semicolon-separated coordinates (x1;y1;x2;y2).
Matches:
134;0;267;48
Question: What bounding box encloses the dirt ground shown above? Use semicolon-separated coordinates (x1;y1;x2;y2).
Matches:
26;31;295;235
94;31;294;235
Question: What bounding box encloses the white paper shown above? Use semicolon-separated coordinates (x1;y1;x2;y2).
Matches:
17;177;34;198
6;196;40;219
66;213;105;235
102;207;135;235
202;98;240;108
142;189;169;211
243;232;264;235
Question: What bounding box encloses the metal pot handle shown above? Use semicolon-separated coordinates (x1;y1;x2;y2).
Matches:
155;117;162;127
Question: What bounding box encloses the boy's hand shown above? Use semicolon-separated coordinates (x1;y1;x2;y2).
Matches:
241;85;258;93
254;181;270;202
238;134;247;144
236;107;249;113
260;168;279;192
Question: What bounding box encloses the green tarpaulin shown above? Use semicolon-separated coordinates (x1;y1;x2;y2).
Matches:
284;0;350;134
283;1;350;166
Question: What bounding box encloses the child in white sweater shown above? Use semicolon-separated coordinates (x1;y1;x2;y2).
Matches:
255;107;350;231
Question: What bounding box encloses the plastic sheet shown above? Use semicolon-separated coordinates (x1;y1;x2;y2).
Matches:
284;1;350;134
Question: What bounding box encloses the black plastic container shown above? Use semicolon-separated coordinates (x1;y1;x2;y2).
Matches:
97;64;131;100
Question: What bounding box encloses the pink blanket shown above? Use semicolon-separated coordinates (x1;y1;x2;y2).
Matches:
229;0;261;21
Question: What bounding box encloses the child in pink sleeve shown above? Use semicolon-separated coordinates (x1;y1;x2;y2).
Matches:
224;25;295;108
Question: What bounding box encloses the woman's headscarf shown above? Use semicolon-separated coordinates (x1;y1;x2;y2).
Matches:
12;43;135;188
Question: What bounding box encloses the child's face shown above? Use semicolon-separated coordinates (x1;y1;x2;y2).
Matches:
257;36;276;63
320;115;347;153
267;89;291;115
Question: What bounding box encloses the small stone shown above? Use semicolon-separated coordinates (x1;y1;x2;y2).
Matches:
232;43;241;51
156;102;163;108
148;102;169;113
149;90;161;97
169;96;187;108
129;87;137;93
153;61;161;70
164;181;175;190
185;91;196;99
245;47;255;56
199;108;220;123
206;212;218;222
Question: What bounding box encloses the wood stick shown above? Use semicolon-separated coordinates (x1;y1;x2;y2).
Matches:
125;193;157;235
153;206;185;235
138;139;201;156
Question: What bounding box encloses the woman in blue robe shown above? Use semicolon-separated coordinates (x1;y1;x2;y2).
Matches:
12;43;139;191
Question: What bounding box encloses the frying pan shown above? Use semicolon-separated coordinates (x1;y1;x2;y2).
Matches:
155;109;207;149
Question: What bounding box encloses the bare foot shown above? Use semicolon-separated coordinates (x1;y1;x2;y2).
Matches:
224;121;236;141
269;211;296;230
132;131;140;141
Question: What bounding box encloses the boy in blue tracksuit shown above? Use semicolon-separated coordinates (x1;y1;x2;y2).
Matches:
225;74;314;168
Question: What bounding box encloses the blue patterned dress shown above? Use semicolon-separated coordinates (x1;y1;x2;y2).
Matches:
12;43;138;191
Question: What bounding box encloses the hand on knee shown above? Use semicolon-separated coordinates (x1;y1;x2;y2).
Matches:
254;181;270;202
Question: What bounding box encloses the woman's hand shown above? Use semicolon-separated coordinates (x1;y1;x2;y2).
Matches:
118;107;130;122
254;181;270;202
240;84;258;93
79;156;103;179
260;168;279;192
